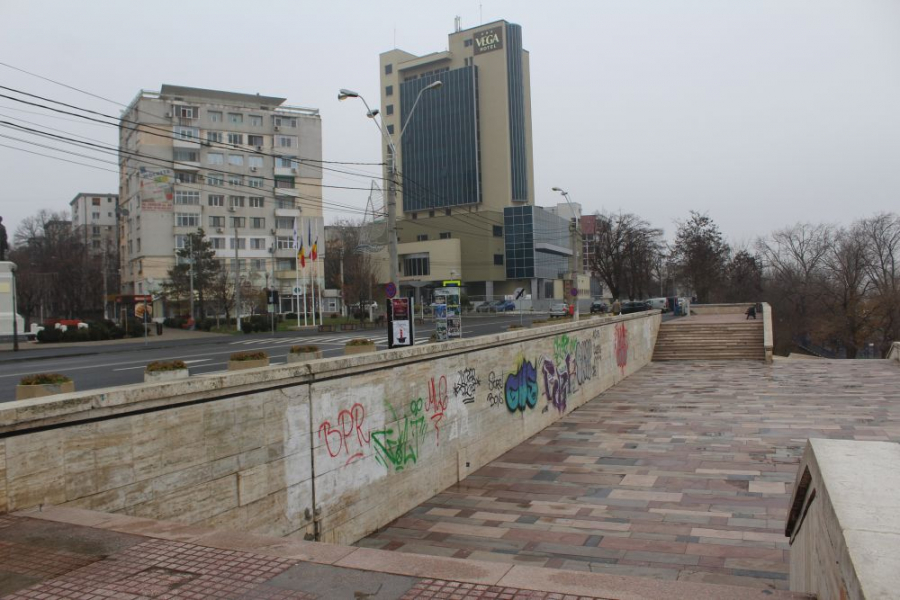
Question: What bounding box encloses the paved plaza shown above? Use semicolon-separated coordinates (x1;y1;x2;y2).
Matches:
359;359;900;591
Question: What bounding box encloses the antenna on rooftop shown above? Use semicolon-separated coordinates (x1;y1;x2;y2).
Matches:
454;16;461;32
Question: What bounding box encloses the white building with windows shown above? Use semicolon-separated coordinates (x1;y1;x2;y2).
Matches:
70;193;118;254
118;85;323;312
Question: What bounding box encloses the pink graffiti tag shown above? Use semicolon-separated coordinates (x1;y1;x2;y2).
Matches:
318;403;370;465
425;375;449;444
615;323;629;374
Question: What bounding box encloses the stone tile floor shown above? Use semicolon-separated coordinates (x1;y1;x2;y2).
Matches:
359;359;900;591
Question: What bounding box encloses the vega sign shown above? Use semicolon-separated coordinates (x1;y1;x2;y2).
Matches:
473;27;503;55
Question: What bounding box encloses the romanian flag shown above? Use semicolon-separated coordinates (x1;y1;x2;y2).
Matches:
311;223;318;262
294;217;305;269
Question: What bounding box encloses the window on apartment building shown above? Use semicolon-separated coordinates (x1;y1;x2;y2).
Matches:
227;133;243;146
210;237;225;249
275;197;294;209
416;234;428;242
178;106;197;119
136;238;141;252
250;217;265;229
275;217;294;229
494;254;504;265
228;154;244;166
230;237;246;250
248;178;264;189
136;216;140;229
277;237;293;249
209;216;226;228
386;124;394;135
404;256;429;277
175;213;199;227
207;131;223;143
207;153;224;165
439;232;451;239
229;196;245;208
247;135;263;147
127;240;133;254
92;197;101;206
92;212;100;220
175;235;187;249
92;240;101;249
276;258;295;270
386;104;394;115
248;156;264;169
493;225;503;237
385;85;393;96
228;174;243;186
174;149;200;162
175;171;197;183
275;177;293;189
276;136;297;148
208;111;222;122
229;113;243;124
230;216;245;228
92;225;101;235
207;193;223;207
273;116;297;128
175;191;200;205
206;172;224;186
250;238;265;250
175;126;198;140
384;63;392;75
248;196;264;208
250;115;263;127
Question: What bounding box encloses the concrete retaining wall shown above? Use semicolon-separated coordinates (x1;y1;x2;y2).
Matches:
0;312;660;545
691;303;755;315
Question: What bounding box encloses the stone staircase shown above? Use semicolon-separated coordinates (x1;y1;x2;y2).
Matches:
654;319;765;360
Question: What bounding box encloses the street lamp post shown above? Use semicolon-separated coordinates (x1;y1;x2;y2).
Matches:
338;81;442;295
552;187;581;320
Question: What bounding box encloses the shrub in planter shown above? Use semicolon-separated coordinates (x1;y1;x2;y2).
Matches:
16;373;74;400
288;345;323;363
228;350;270;370
344;338;376;356
36;327;62;343
144;360;189;382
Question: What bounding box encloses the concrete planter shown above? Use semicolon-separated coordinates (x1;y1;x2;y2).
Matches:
227;358;270;371
16;380;74;400
317;324;335;333
144;369;189;383
340;323;358;331
344;343;376;356
287;350;323;363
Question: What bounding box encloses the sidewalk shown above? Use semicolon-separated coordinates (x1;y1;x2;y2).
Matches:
0;327;229;358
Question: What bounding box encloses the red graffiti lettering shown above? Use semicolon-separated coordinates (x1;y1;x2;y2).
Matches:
318;403;370;465
425;376;449;444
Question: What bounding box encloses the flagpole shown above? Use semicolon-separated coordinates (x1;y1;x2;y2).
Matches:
293;216;300;328
317;220;324;324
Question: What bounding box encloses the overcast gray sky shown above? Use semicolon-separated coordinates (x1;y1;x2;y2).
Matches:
1;0;899;245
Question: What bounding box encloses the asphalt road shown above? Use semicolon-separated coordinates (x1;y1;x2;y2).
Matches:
0;313;542;402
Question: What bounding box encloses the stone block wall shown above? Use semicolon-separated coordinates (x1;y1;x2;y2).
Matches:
0;311;660;545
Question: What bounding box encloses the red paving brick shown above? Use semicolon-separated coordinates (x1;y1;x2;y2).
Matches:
359;359;900;590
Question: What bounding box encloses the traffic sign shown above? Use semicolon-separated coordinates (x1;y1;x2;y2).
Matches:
570;288;579;297
293;286;302;295
385;282;397;299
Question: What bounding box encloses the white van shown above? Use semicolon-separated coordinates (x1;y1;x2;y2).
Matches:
645;298;668;312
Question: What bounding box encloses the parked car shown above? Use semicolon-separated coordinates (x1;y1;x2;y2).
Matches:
497;300;516;311
549;303;569;318
645;297;668;312
590;300;608;314
476;300;500;312
620;301;651;315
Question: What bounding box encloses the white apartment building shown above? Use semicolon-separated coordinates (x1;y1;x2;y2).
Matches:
118;85;323;311
70;193;118;254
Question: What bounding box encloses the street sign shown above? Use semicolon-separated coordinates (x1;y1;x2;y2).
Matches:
570;288;579;297
514;287;526;300
385;282;397;299
293;286;302;295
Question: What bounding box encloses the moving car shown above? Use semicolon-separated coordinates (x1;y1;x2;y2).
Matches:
590;300;608;314
549;302;569;318
620;301;651;315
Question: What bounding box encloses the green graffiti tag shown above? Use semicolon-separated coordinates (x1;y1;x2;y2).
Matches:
371;398;428;472
553;333;577;365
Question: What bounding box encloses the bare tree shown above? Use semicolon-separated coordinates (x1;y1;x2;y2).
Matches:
325;219;379;306
858;213;900;355
589;212;664;301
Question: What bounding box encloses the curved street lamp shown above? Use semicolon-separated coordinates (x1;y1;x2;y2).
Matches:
552;186;582;320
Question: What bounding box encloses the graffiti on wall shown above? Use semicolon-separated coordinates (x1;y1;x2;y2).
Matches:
425;376;449;444
318;403;371;466
505;358;539;412
615;322;629;374
540;334;597;414
371;398;428;472
486;371;504;408
453;368;480;405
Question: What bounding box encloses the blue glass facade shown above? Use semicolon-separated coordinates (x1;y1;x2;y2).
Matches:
504;206;570;280
506;24;528;202
400;67;481;212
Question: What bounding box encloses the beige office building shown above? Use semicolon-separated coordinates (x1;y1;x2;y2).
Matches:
70;193;118;255
379;20;538;300
118;85;323;312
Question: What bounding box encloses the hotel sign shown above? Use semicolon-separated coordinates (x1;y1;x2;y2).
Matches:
473;27;503;55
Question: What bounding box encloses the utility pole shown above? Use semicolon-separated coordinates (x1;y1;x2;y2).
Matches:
387;150;399;292
339;245;345;317
188;234;195;328
234;228;241;332
102;246;108;321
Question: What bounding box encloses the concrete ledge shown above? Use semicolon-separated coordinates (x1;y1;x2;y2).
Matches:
888;342;900;362
691;303;755;315
762;302;773;363
786;438;900;599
